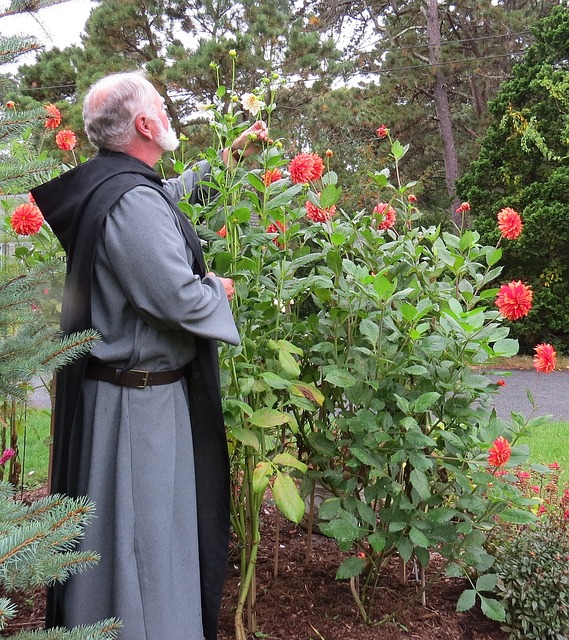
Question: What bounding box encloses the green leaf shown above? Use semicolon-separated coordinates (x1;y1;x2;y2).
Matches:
456;589;477;612
320;184;342;208
411;392;440;412
499;507;537;524
479;595;506;622
252;461;272;494
486;247;502;267
410;469;431;501
272;473;305;523
229;427;260;450
335;556;366;580
319;517;360;543
476;573;499;592
267;184;303;209
359;318;379;346
396;537;413;563
249;408;291;428
272;452;308;473
279;350;301;378
409;526;430;548
247;173;266;192
391;140;408;160
259;372;291;390
274;339;304;355
331;232;346;245
493;338;519;357
323;367;357;388
368;531;386;552
373;273;396;300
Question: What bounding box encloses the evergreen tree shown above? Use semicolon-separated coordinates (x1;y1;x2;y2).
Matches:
458;3;569;352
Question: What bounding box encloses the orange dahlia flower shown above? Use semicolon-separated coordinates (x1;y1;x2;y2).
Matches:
289;153;324;184
11;203;44;235
305;199;336;223
44;103;61;129
487;436;512;468
376;124;389;138
55;129;77;151
266;220;286;247
261;168;283;186
216;225;227;238
533;343;556;373
373;202;396;230
497;207;522;240
495;280;533;320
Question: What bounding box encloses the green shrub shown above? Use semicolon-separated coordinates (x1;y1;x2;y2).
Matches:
493;523;569;640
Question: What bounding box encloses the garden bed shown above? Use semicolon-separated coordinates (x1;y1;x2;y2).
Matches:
2;492;507;640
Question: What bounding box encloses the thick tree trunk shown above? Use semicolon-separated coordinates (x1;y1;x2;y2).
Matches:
424;0;462;226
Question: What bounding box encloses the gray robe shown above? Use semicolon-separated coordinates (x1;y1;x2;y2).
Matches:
61;168;239;639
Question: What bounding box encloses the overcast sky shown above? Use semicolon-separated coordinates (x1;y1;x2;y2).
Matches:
2;0;92;67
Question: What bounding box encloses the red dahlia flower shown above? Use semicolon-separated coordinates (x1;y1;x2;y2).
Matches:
305;199;336;223
487;436;511;468
55;129;77;151
6;101;15;109
44;103;61;129
455;202;471;213
495;280;533;320
0;448;15;466
261;168;283;186
497;207;522;240
373;202;396;230
289;153;324;184
376;124;389;138
11;203;44;235
266;220;286;247
533;343;556;373
408;194;417;203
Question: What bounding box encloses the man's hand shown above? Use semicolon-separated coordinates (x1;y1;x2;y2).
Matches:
231;121;269;160
208;272;234;301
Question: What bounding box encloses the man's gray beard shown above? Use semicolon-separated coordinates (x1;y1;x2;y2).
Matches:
155;119;180;152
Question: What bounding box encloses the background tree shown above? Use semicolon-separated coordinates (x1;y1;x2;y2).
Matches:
458;3;569;353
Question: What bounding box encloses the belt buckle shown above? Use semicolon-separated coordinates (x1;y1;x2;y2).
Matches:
130;369;150;388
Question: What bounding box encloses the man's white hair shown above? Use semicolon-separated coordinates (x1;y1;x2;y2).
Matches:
82;72;159;151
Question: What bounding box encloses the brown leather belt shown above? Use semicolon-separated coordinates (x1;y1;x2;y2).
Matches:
85;361;186;389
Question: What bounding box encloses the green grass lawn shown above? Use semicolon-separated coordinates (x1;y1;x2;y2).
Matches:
13;410;569;489
18;407;51;486
519;419;569;483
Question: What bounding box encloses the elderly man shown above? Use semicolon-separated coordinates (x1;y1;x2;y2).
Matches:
32;72;267;640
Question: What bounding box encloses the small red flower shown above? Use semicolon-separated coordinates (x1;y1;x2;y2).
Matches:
11;203;44;236
325;149;334;158
564;509;569;520
487;436;512;468
373;202;396;230
408;194;417;203
537;505;547;516
533;343;556;373
288;153;324;184
5;101;15;109
216;225;227;238
496;379;506;386
55;129;77;151
517;471;530;480
44;103;61;129
0;448;15;466
266;220;286;247
456;202;471;213
305;199;336;223
548;462;560;470
376;124;389;138
495;280;533;321
497;207;522;240
530;485;540;494
261;168;283;186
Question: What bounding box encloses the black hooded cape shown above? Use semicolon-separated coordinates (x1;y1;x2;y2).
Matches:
31;150;230;640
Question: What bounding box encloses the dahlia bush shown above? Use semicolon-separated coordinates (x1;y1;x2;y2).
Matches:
177;60;554;632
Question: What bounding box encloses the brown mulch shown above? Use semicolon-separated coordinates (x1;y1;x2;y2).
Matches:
3;492;507;640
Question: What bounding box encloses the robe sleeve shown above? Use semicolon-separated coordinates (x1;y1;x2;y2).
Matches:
101;185;240;345
162;159;216;205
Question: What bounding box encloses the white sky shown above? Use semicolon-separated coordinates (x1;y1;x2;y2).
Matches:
2;0;92;67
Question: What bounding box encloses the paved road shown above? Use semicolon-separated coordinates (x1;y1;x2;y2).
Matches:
489;369;568;422
30;370;569;421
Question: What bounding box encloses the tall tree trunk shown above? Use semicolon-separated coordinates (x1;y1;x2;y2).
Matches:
424;0;462;225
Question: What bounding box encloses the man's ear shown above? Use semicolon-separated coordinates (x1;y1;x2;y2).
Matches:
134;114;153;140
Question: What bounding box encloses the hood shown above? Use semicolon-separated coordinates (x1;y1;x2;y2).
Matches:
30;149;161;254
